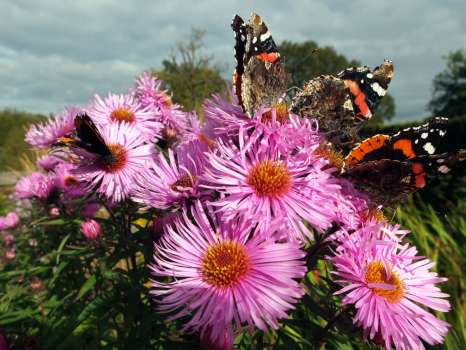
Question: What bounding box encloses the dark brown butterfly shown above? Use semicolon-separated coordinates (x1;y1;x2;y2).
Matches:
56;114;118;168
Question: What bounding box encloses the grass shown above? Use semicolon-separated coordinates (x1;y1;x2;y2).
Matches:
396;198;466;349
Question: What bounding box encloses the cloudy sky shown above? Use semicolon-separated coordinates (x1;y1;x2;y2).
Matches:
1;0;465;121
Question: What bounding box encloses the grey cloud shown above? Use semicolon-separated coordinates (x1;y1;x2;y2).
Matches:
0;0;465;120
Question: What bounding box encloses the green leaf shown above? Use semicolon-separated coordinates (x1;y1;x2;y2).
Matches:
75;275;97;301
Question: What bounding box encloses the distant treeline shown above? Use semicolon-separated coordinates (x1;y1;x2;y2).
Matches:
0;109;46;171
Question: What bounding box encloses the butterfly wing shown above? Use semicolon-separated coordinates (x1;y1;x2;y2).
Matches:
74;114;112;157
342;117;465;206
291;61;393;150
345;117;449;167
338;60;393;120
231;13;289;116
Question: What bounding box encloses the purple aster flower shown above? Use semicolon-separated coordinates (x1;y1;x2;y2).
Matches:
132;72;173;112
87;93;162;141
330;224;450;349
132;72;189;144
37;155;64;172
203;94;249;139
70;122;154;203
159;109;190;146
52;162;87;199
150;201;306;346
132;147;204;210
15;172;54;200
0;212;20;230
25;106;81;149
81;219;101;239
202;128;348;240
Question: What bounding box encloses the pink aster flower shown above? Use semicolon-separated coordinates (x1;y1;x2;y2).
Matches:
159;110;190;145
150;202;306;346
81;219;101;239
132;72;188;144
87;93;161;141
52;162;87;199
133;147;204;210
70;122;154;203
37;154;63;172
15;172;54;200
203;94;249;139
0;212;20;230
132;72;173;112
202;128;348;240
25;106;81;149
330;225;450;349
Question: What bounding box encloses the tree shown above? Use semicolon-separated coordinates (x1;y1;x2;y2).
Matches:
428;49;466;118
280;40;395;125
154;29;227;114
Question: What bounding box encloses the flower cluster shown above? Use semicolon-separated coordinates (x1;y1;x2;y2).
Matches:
330;222;450;349
14;68;451;350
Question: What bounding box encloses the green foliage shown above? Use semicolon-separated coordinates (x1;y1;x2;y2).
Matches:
428;49;466;118
280;40;396;125
0;110;46;171
0;201;201;349
396;199;466;349
154;29;227;115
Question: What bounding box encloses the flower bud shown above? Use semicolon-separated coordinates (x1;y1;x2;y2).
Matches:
80;219;101;239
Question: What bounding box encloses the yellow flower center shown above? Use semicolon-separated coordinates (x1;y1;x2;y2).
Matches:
365;261;404;303
170;174;195;191
202;240;250;287
102;144;128;172
247;160;291;197
110;107;136;123
261;103;289;124
313;145;345;169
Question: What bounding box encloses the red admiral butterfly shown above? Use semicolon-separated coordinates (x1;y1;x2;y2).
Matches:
343;117;466;205
291;60;393;148
231;13;289;117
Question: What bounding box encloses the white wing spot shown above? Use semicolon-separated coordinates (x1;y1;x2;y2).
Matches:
371;82;386;96
423;142;435;154
366;73;374;78
414;139;419;144
439;130;446;136
421;132;428;139
252;37;257;44
260;31;271;41
436;158;445;163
